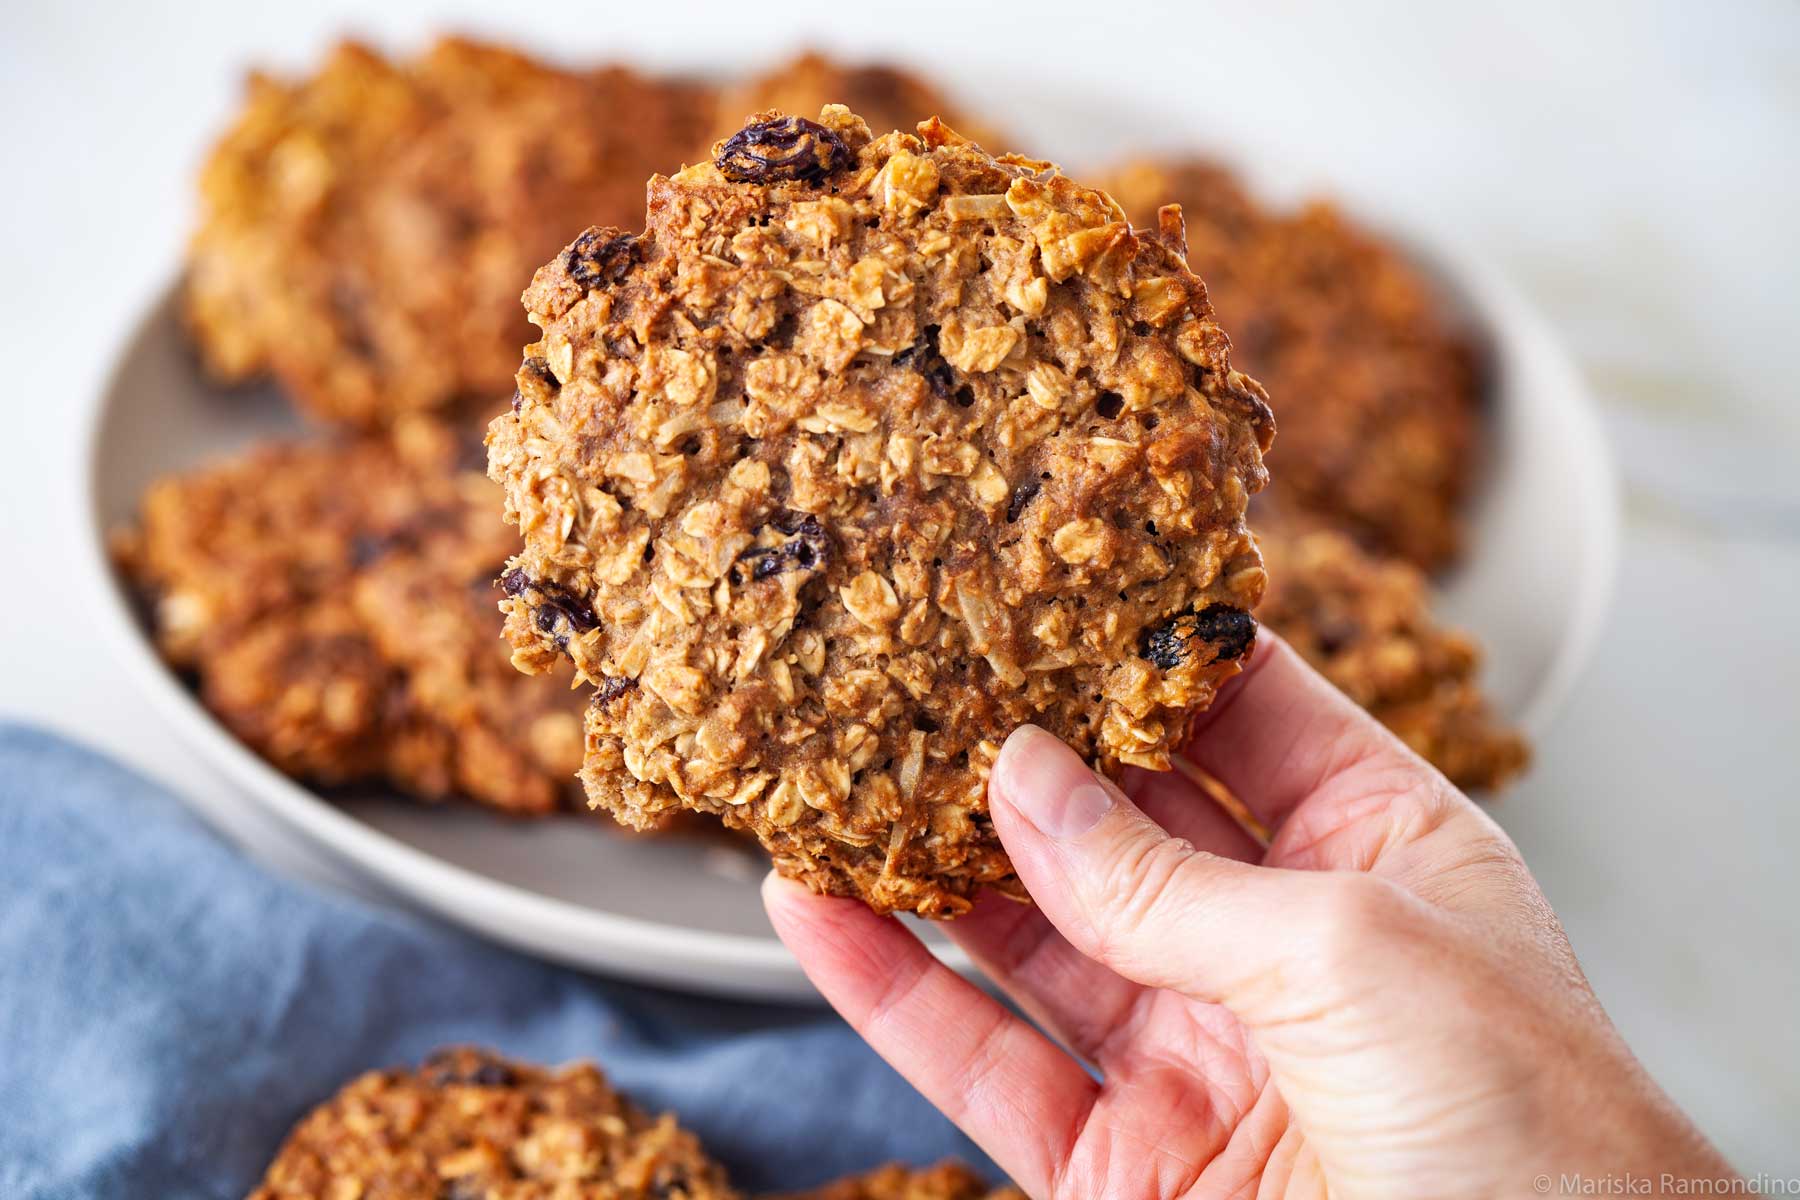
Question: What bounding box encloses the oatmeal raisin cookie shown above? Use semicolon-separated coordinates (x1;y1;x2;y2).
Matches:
774;1161;1022;1200
187;37;716;428
489;107;1274;915
1256;517;1528;790
116;419;584;813
249;1047;735;1200
1106;159;1481;569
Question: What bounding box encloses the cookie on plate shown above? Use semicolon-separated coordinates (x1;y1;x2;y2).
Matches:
1256;517;1528;790
187;37;717;429
250;1047;735;1200
716;52;1002;148
773;1161;1022;1200
115;418;585;814
1106;159;1482;570
489;107;1274;915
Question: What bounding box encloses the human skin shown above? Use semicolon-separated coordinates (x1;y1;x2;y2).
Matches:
763;636;1738;1198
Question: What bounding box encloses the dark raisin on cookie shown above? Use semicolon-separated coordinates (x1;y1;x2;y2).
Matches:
594;675;638;707
1005;480;1040;524
535;581;600;633
1141;603;1257;670
738;511;834;581
502;571;599;647
515;355;561;413
421;1049;516;1088
895;326;956;400
521;355;558;389
565;229;639;289
715;114;851;184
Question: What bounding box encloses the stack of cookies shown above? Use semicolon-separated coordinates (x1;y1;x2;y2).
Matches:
120;36;1525;900
1100;161;1527;788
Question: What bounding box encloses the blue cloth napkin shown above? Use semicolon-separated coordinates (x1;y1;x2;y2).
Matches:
0;723;993;1199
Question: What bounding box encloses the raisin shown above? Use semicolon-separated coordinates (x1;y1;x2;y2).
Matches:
1005;479;1040;523
1140;603;1256;670
505;571;599;647
715;115;850;184
422;1050;515;1088
517;354;559;413
595;675;638;707
1096;391;1124;419
895;326;956;400
536;580;599;633
565;229;638;289
1195;604;1258;660
925;362;956;399
737;511;833;581
350;533;392;569
650;1164;696;1198
893;329;933;369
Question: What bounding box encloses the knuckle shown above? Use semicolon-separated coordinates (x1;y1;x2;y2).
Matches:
1087;831;1198;964
1310;873;1417;964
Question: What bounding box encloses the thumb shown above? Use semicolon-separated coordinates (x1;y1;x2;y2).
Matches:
987;724;1401;1015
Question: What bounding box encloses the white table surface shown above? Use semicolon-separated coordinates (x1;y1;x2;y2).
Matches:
3;0;1796;1174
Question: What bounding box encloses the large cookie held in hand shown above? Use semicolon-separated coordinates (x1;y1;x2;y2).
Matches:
489;107;1275;916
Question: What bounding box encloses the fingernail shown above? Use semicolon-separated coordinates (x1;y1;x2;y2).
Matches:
761;870;808;903
993;725;1115;840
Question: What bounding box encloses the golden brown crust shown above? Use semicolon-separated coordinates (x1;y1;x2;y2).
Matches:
1106;159;1481;570
1256;517;1528;790
187;37;717;429
771;1161;1022;1200
489;107;1273;916
249;1048;736;1200
114;419;585;814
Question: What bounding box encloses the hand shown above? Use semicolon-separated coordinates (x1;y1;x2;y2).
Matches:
763;636;1736;1198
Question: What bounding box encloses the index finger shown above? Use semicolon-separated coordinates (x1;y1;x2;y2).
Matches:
761;874;1097;1197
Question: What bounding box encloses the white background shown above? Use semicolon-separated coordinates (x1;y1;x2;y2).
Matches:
3;0;1798;1173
